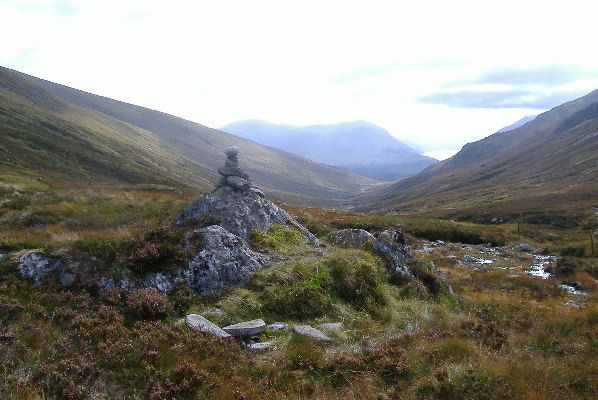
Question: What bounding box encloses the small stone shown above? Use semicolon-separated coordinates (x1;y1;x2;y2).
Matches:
227;176;251;190
518;243;533;252
249;187;265;197
267;322;287;331
461;255;478;263
186;314;231;338
247;342;273;351
223;319;267;337
99;277;114;290
217;166;246;177
225;158;240;168
216;176;228;187
224;146;239;157
59;271;75;286
292;325;332;341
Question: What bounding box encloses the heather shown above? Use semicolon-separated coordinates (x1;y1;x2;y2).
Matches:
0;179;596;399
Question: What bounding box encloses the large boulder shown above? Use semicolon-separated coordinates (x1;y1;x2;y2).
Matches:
172;185;320;246
180;225;268;295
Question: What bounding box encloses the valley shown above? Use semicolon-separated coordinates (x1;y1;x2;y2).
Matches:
0;67;596;400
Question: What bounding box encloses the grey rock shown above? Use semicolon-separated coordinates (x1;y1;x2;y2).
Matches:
182;225;267;295
143;272;174;292
226;176;251;190
173;185;320;246
318;322;343;331
518;243;533;252
59;271;75;286
223;319;267;337
186;314;231;338
372;230;413;279
118;277;136;291
99;277;115;290
329;229;375;249
224;146;239;157
249;187;265;198
461;255;479;263
217;166;247;177
267;322;287;331
225;158;240;168
292;325;332;341
216;176;228;187
17;250;65;285
247;342;273;351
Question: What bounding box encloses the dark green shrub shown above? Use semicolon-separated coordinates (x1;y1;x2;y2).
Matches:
261;278;333;321
406;259;445;296
550;257;580;276
561;246;587;257
325;250;387;313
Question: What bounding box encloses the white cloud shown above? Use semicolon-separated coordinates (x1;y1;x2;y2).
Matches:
1;0;597;152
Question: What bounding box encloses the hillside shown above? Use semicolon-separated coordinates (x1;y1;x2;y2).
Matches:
220;119;437;181
356;89;598;223
0;67;377;208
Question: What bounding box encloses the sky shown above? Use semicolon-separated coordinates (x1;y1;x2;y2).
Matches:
2;0;598;159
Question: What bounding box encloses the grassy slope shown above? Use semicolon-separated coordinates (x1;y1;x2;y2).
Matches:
356;90;598;220
2;67;376;207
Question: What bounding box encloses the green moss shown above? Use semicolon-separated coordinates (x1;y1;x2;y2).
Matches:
250;223;306;253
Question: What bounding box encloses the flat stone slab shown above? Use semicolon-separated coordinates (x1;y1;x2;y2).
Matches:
223;319;267;337
292;325;332;341
318;322;343;331
247;342;273;351
186;314;231;338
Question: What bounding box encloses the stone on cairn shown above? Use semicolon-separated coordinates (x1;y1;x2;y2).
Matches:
216;146;262;194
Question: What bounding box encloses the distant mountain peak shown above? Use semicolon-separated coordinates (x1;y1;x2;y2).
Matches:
220;119;436;181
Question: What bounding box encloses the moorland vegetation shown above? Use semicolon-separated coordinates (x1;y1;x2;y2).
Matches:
1;177;596;399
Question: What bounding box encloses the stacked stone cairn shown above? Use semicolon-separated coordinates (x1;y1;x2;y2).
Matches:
216;146;264;197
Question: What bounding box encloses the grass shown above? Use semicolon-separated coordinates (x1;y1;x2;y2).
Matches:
0;176;596;399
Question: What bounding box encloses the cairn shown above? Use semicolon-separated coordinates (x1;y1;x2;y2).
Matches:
216;146;264;196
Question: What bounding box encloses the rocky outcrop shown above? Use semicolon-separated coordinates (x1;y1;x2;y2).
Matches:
181;225;267;295
371;230;413;279
328;228;440;283
173;147;320;246
17;250;76;286
15;147;323;296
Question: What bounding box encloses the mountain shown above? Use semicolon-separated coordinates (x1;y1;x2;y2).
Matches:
220;120;437;181
356;89;598;221
0;66;377;208
496;115;537;133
